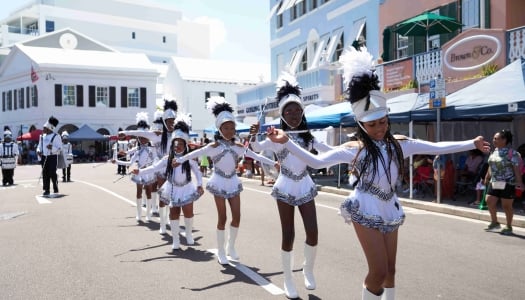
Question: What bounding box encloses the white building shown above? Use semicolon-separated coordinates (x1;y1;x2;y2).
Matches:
0;0;211;64
163;57;269;133
0;0;271;138
0;28;159;138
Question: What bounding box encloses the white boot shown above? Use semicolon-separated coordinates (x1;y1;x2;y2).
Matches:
216;230;228;265
226;226;239;260
145;198;152;221
381;288;395;300
362;285;381;300
135;198;142;222
170;219;180;250
158;206;167;234
302;243;317;290
152;193;159;214
184;217;194;245
281;250;298;299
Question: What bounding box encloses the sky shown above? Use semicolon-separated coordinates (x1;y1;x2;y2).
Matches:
0;0;271;64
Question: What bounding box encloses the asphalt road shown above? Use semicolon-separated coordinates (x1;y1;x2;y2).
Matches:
1;163;524;300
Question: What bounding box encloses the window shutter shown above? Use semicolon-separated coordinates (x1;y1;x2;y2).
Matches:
20;88;24;109
121;87;127;108
13;89;17;110
140;87;147;108
89;85;96;107
34;86;38;107
2;91;5;112
55;84;62;106
26;87;30;108
109;86;116;107
77;85;84;107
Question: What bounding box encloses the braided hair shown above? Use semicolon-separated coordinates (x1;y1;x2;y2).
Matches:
340;47;404;187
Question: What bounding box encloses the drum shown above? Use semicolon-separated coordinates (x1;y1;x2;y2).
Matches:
0;157;16;169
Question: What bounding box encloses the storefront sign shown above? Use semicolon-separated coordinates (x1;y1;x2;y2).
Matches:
444;35;501;71
382;59;413;90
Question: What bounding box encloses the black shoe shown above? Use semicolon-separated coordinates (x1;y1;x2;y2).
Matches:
67;179;71;182
43;191;50;196
62;178;66;182
53;189;59;193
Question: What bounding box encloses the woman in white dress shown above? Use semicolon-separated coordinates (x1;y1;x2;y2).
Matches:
266;47;490;300
133;116;204;250
249;72;332;298
114;112;157;222
173;96;275;265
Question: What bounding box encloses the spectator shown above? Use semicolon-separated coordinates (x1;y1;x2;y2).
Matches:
484;129;524;235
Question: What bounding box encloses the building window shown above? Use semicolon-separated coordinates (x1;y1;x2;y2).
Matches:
62;85;76;106
96;86;109;106
333;32;344;62
45;20;54;33
128;88;140;107
31;86;38;107
163;36;166;43
462;0;480;29
132;32;136;39
397;34;408;59
204;91;225;108
299;49;308;72
308;0;318;11
277;13;283;29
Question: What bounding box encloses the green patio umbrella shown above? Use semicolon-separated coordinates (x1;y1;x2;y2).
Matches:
395;11;463;51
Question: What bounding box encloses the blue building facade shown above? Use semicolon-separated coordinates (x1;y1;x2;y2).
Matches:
237;0;381;122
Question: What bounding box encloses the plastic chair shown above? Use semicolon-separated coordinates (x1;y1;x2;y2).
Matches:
413;165;435;198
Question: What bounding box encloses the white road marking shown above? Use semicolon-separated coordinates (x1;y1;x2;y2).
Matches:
207;248;284;295
35;195;52;204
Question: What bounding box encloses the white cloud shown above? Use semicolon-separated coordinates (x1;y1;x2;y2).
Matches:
193;16;227;54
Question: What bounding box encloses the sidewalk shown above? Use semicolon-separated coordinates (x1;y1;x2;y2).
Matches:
248;173;525;228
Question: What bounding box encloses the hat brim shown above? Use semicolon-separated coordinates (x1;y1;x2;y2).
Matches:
357;108;388;123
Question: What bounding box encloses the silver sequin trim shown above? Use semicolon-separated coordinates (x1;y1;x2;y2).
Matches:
340;198;405;233
271;185;317;206
206;183;243;199
280;166;309;181
358;182;394;202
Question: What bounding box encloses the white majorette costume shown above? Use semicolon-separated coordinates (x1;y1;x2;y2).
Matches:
175;99;274;199
137;116;203;249
112;128;129;175
115;112;157;221
251;72;332;206
176;96;274;264
116;114;157;184
61;131;73;182
0;127;19;186
270;47;486;300
37;116;62;196
250;71;331;298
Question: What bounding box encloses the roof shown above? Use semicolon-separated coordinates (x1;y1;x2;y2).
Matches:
171;56;270;84
17;44;158;73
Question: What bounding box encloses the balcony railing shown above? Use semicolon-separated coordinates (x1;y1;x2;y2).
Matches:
507;25;525;63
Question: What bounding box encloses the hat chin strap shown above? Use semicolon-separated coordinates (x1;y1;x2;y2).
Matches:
355;117;369;136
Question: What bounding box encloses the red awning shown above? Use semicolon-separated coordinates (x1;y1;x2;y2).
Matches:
17;129;43;141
